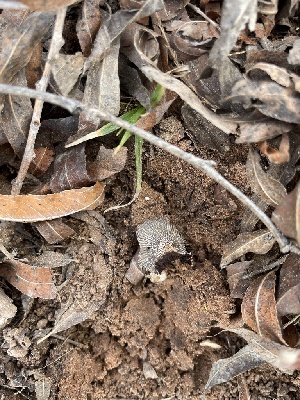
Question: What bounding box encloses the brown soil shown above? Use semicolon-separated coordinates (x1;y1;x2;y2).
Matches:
1;116;300;399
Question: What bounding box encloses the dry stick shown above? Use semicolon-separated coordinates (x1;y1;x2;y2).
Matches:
11;8;67;196
0;83;298;255
186;3;220;30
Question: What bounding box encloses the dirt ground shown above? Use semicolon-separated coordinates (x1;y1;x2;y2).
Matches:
0;114;299;399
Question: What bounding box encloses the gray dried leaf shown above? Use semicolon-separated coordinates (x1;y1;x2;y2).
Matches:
182;104;230;153
0;69;33;156
141;65;236;134
230;79;300;124
220;229;276;267
76;0;102;57
0;288;17;329
79;37;120;131
240;194;268;232
136;216;186;273
0;11;55;83
119;54;151;110
207;0;257;69
51;52;84;97
246;148;287;206
237;120;292;143
85;0;164;70
205;344;265;391
288;38;300;65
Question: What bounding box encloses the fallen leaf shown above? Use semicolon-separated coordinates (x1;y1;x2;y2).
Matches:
272;183;300;244
182;104;230;153
258;133;290;164
288;38;300;65
28;147;55;177
76;0;102;57
25;41;42;89
85;0;164;70
34;219;75;244
220;230;276;267
226;261;253;299
119;54;151;110
0;182;105;223
240;194;268;233
205;344;265;391
87;146;128;182
50;145;127;192
231;328;300;373
241;271;286;344
246;148;287;206
237;120;292;143
207;0;257;70
51;53;84;97
277;254;300;316
230;79;300;124
258;0;278;14
18;0;77;11
0;259;56;299
141;64;236;135
79;37;120;132
0;70;33;156
50;144;90;193
0;11;55;83
0;288;17;329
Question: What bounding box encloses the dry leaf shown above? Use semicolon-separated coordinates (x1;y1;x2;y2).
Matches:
182;104;230;153
0;182;105;222
19;0;77;11
34;219;75;244
28;147;55;177
207;0;257;70
226;261;253;299
241;271;286;344
277;254;300;316
237;120;292;144
221;230;276;267
240;194;268;233
51;145;127;192
272;183;300;244
76;0;102;57
0;11;55;83
51;53;84;97
141;64;236;135
79;37;120;132
0;288;17;329
288;38;300;65
246;148;287;206
85;0;164;70
230;79;300;124
258;134;290;164
50;144;90;192
0;70;33;156
119;54;151;110
0;259;56;299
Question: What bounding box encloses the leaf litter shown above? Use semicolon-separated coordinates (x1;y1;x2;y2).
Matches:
1;0;300;399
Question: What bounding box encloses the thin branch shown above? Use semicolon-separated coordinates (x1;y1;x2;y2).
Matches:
186;3;220;30
0;82;298;254
11;7;67;196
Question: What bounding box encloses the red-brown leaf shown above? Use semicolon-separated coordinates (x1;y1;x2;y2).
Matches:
0;259;56;299
272;183;300;244
34;219;75;244
28;147;55;177
241;271;285;344
277;254;300;316
0;182;105;223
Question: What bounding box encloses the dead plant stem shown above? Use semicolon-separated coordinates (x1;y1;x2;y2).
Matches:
0;82;298;255
11;7;67;196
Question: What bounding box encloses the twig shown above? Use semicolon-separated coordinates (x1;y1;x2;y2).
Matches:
187;3;220;30
0;83;298;255
11;8;67;196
